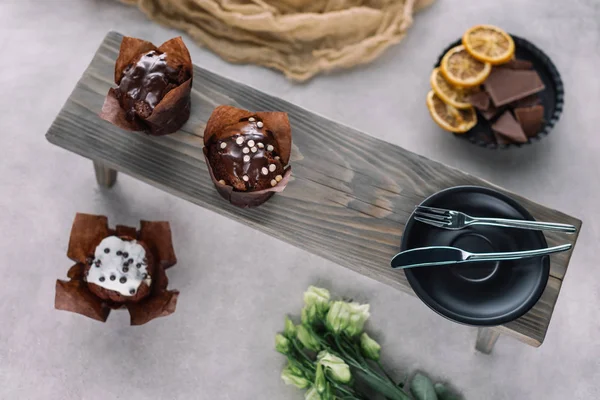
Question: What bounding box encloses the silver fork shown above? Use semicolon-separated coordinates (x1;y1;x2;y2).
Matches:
414;206;577;233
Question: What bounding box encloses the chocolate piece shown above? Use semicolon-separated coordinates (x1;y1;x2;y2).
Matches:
484;68;545;107
493;130;511;146
509;94;541;108
499;58;534;70
99;36;193;136
55;213;180;325
515;105;545;137
469;92;490;111
491;111;528;144
203;105;293;208
480;104;502;121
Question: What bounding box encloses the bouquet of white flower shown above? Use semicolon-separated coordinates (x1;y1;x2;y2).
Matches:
275;286;462;400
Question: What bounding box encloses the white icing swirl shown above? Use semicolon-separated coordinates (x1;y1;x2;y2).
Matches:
86;236;151;296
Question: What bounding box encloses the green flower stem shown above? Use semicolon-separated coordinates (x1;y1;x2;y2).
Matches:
332;334;411;399
376;360;399;387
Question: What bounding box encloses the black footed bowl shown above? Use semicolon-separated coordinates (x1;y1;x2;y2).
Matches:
401;186;550;326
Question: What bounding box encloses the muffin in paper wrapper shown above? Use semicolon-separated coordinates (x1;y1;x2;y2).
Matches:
203;105;293;208
55;213;179;325
99;36;193;136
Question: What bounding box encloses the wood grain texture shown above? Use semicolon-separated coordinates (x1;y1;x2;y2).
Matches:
46;32;581;346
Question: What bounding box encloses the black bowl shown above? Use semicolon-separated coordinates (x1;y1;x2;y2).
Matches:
401;186;550;326
434;35;564;149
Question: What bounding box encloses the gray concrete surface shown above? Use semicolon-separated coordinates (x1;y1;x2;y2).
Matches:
1;0;599;399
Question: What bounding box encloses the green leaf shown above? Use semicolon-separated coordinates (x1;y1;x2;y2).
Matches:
434;383;462;400
410;373;438;400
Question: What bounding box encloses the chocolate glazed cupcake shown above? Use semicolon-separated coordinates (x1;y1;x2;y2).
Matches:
99;36;193;136
55;213;179;325
203;105;292;207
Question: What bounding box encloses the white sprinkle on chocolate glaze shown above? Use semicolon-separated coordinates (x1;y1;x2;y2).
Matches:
270;179;277;186
267;145;274;152
87;236;150;296
251;147;257;153
269;164;276;172
243;155;250;162
242;147;250;154
220;142;227;149
275;175;283;182
257;142;264;148
218;180;226;185
248;117;255;122
275;156;280;160
243;175;249;182
236;137;244;145
261;167;269;175
247;140;255;147
257;121;264;128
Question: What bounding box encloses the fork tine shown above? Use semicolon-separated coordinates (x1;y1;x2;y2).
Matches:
415;205;452;215
414;210;452;222
414;216;449;228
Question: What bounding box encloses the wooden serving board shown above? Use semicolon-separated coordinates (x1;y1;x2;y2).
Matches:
46;32;581;348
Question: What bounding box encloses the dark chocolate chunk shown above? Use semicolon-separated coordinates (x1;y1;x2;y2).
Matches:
104;248;110;254
509;94;541;108
136;263;142;268
122;252;129;258
128;258;134;265
142;273;148;279
498;59;534;70
86;256;94;265
123;266;129;273
99;276;105;282
484;68;545;107
110;275;116;281
129;289;136;295
120;277;127;284
480;104;502;121
116;250;122;256
514;105;545;137
491;111;528;144
94;260;101;267
469;92;490;111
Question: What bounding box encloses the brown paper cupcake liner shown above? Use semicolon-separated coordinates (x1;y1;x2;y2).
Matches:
55;213;179;325
99;36;193;136
203;105;293;208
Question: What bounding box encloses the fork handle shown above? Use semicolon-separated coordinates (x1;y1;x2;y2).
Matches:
467;244;572;262
470;217;577;233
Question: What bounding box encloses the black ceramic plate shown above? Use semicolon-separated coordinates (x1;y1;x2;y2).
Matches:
401;186;550;326
434;35;564;149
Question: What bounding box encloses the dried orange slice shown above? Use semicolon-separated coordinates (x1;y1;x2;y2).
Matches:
440;45;491;88
430;68;480;109
426;91;477;134
462;25;515;65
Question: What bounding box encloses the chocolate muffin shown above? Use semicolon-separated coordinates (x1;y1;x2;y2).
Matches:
55;213;179;325
203;106;293;207
100;36;193;136
84;235;154;304
115;50;190;122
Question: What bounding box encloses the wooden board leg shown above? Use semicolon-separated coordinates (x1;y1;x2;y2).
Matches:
93;161;117;188
475;328;501;354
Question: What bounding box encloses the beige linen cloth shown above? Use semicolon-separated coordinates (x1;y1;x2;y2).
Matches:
120;0;434;81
